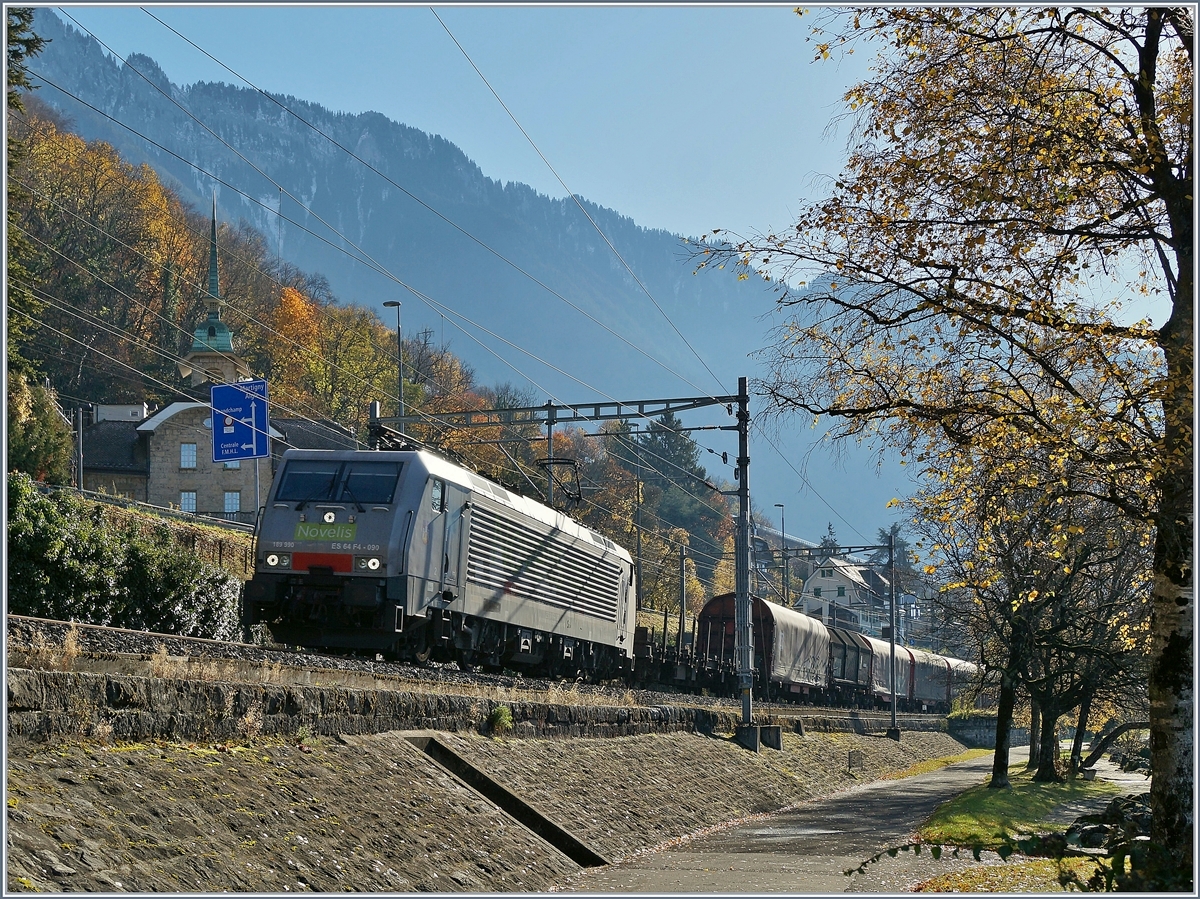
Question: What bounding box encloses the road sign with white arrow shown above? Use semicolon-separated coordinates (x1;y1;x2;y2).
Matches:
210;380;269;462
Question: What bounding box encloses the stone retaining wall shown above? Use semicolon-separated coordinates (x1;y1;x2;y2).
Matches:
7;668;946;744
6;669;744;743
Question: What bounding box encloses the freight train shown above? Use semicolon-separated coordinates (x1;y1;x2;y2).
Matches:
677;593;976;713
243;443;976;711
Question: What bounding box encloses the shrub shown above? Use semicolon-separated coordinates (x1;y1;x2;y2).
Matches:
6;472;241;640
115;523;241;640
488;705;514;735
7;472;123;622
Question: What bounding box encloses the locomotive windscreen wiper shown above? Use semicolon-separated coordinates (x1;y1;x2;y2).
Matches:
338;482;366;513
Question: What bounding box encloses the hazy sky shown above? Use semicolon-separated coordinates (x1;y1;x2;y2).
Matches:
45;5;908;543
38;6;1173;548
59;5;870;240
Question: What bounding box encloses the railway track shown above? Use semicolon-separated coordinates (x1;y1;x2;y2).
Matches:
5;614;946;728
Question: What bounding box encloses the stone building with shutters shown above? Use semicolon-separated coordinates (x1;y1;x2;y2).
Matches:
79;200;355;522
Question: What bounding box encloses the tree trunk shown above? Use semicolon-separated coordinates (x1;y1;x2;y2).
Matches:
988;671;1017;788
1146;61;1193;886
1069;693;1092;779
1034;711;1062;782
1082;721;1149;771
1027;700;1041;771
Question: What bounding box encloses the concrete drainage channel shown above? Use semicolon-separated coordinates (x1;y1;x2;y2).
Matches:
402;732;610;869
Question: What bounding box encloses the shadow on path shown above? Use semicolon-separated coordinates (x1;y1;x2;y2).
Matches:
553;750;1017;894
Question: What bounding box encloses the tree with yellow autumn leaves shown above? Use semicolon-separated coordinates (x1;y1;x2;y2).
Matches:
908;452;1151;789
698;8;1190;886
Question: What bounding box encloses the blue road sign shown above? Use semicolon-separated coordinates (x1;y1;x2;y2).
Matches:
210;380;269;462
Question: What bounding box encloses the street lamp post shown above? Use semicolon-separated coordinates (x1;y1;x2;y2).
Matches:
383;301;403;431
774;503;788;606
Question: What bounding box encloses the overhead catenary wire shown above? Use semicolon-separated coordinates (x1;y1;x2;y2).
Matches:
21;287;731;583
136;6;723;405
58;9;750;471
11;174;462;427
18;198;732;535
31;17;874;544
25;68;717;461
13;297;357;450
25;65;743;479
431;7;729;397
18;214;731;557
14;207;487;447
428;10;870;540
45;15;721;448
12;223;379;433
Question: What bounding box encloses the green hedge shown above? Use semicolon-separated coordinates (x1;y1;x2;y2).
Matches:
7;472;241;640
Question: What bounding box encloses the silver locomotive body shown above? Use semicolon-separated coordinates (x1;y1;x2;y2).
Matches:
243;448;637;677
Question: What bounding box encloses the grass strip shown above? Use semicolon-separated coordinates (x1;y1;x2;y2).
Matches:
914;856;1104;893
881;748;991;779
916;765;1121;847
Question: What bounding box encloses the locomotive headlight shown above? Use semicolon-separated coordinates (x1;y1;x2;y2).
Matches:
265;553;291;568
355;556;382;571
323;511;336;524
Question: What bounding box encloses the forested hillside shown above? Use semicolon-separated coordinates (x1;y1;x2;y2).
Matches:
7;102;735;607
27;8;776;399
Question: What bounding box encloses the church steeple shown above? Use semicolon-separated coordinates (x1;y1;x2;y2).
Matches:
207;193;221;309
179;195;250;387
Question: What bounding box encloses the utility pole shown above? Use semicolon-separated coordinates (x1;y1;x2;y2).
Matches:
775;502;788;607
633;427;643;611
383;301;403;433
734;376;753;728
888;530;900;739
76;406;86;491
677;545;687;654
544;401;555;506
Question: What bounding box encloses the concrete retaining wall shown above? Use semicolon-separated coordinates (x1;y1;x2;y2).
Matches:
949;715;1030;749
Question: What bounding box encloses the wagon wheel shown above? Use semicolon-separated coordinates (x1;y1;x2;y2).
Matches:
412;644;433;665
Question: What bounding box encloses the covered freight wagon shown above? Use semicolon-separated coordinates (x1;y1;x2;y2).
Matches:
697;593;829;700
945;657;980;704
860;634;911;707
908;647;951;711
827;626;872;704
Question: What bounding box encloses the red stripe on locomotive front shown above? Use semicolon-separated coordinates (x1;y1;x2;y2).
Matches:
292;552;353;573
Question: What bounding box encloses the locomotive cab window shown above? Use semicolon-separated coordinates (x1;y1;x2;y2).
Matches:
340;461;403;504
430;478;445;513
276;460;342;503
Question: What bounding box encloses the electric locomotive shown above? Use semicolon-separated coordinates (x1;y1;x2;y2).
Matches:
242;445;638;677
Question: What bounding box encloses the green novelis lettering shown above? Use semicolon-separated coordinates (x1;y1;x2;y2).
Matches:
294;522;357;541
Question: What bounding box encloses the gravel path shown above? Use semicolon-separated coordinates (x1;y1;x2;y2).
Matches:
552;749;1000;893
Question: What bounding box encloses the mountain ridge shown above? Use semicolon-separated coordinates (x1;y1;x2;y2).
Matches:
27;8;910;541
29;9;770;404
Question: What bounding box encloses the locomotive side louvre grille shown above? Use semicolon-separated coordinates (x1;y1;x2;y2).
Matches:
469;512;618;618
467;502;620;620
